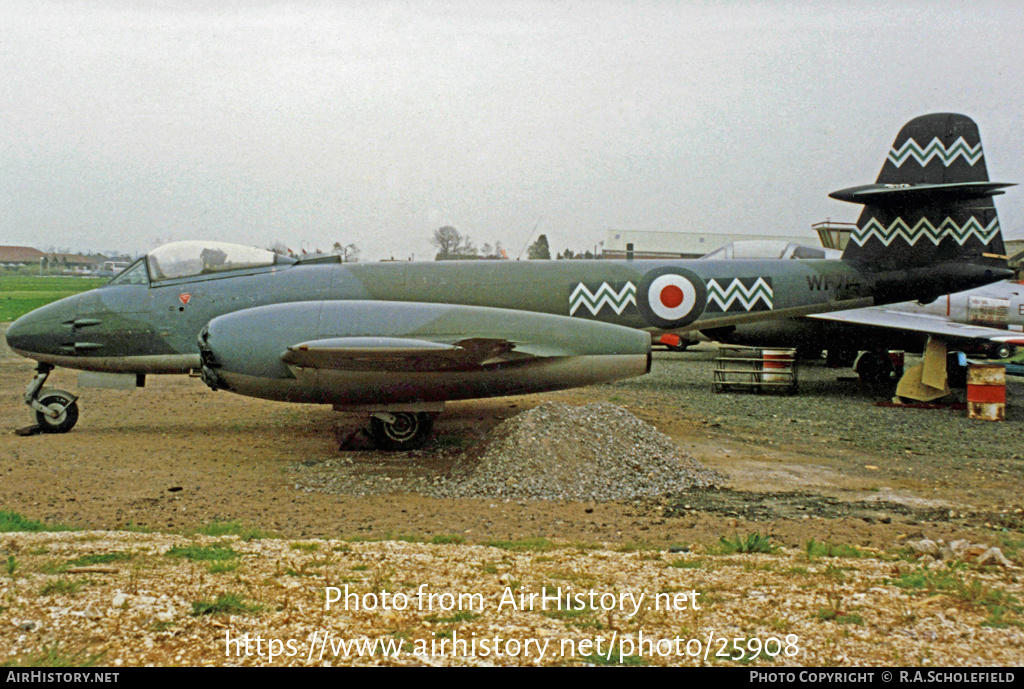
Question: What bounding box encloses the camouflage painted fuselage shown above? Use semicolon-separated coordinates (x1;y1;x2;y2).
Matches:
6;254;1005;376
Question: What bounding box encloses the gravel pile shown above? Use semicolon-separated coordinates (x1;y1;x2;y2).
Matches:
292;402;724;501
439;402;723;501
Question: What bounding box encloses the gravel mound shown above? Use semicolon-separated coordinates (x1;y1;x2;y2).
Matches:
293;402;724;501
444;402;724;501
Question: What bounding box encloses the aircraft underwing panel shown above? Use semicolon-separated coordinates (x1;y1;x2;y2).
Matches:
809;308;1024;343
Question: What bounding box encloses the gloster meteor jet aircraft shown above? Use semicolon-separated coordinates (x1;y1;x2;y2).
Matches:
6;113;1013;448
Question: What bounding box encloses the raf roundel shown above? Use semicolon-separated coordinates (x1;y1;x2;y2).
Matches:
637;267;707;329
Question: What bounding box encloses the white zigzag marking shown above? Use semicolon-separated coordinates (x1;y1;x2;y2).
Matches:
706;278;773;311
569;282;636;316
852;216;1000;247
887;136;983;168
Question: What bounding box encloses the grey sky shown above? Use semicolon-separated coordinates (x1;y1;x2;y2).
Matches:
3;0;1023;260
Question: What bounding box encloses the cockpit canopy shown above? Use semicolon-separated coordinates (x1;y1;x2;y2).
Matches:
110;241;295;286
700;241;843;260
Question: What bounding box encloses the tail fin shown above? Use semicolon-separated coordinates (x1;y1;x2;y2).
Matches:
832;113;1013;268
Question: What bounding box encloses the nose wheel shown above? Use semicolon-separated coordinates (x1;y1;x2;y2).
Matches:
369;412;435;451
34;390;79;434
21;363;80;434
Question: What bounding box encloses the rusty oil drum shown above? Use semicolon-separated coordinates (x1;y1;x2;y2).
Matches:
966;364;1006;422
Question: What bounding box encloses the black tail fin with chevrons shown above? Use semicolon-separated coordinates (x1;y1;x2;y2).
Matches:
832;113;1012;269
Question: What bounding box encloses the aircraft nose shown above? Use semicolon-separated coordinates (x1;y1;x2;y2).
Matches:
5;311;36;354
5;296;78;358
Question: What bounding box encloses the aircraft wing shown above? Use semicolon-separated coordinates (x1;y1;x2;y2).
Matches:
808;309;1024;344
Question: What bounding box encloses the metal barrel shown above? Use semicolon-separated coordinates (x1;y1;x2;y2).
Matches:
762;349;792;383
966;364;1006;422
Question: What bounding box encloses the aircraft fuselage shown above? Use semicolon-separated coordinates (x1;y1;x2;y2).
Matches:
6;254;1007;375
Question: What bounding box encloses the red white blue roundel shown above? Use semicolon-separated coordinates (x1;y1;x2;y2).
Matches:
637;267;707;329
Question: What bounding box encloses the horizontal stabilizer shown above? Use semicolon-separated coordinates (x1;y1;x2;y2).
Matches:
830;181;1014;205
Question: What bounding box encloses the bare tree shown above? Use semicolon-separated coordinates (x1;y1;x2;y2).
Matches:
431;226;461;258
332;242;360;263
431;226;478;260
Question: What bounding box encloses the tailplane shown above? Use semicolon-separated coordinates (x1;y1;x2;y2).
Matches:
832;113;1013;268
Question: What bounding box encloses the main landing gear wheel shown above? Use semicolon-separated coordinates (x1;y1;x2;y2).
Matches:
855;351;895;385
34;389;79;434
369;412;434;451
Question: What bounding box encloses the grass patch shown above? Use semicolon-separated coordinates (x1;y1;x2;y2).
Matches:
996;533;1024;565
0;275;106;322
208;561;242;574
194;520;272;541
713;532;777;555
535;586;605;629
982;606;1024;629
485;537;555;552
389;534;423;543
0;510;75;533
891;566;1023;622
39;578;87;596
165;544;238;562
431;535;466;545
190;592;261;617
804;539;863;560
614;542;661;553
68;552;134;567
0;642;104;667
891;566;964;593
577;652;645;666
814;607;864;625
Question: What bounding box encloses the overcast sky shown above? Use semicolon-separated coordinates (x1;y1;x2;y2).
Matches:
3;0;1023;260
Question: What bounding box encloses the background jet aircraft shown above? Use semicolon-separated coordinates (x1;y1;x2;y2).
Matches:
809;280;1024;367
5;113;1014;448
698;241;1024;373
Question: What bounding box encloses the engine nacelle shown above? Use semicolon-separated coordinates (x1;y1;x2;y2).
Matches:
198;300;651;406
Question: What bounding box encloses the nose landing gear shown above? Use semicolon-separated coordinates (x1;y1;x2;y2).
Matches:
21;363;79;434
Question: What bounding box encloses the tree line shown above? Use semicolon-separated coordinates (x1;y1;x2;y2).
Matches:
431;227;596;261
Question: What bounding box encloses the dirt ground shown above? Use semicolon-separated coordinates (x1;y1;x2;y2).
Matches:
4;330;1024;666
1;336;1021;551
